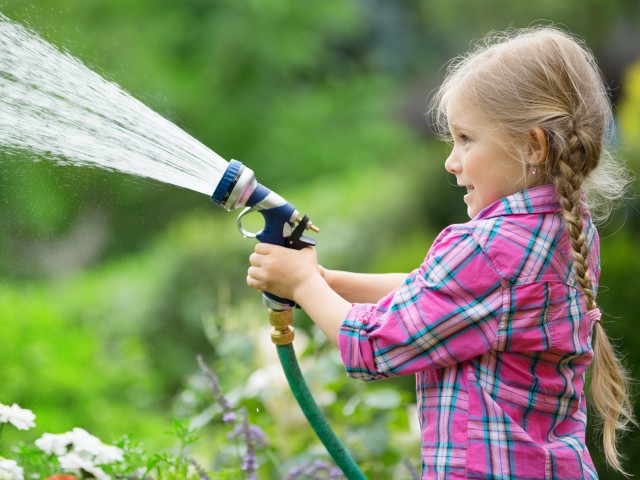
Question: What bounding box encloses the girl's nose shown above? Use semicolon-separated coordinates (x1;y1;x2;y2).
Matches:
444;150;460;174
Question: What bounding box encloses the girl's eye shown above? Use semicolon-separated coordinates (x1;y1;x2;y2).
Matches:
458;134;471;144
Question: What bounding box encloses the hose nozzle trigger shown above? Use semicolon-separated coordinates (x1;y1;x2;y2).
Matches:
287;215;317;250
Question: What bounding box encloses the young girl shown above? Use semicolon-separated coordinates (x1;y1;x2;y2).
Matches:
246;27;636;479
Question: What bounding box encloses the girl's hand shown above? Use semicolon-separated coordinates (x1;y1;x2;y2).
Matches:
248;244;352;347
247;243;322;303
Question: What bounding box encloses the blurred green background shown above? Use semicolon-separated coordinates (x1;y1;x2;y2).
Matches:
1;0;639;478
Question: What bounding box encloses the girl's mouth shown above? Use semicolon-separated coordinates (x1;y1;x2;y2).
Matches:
463;185;474;201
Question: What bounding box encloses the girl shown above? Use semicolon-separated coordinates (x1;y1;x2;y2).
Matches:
247;27;636;479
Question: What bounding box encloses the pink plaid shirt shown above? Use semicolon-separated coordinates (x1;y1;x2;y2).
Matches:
339;185;600;479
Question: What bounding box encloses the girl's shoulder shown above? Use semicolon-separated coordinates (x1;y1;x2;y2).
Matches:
441;212;564;249
434;215;518;250
433;213;569;282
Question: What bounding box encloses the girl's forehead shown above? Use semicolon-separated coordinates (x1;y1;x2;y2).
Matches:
446;96;484;129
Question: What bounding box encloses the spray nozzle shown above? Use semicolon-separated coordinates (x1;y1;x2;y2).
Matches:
211;159;318;243
235;196;319;245
211;160;318;310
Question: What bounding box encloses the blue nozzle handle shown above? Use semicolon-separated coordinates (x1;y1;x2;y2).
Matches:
261;215;317;310
248;185;295;245
243;185;316;311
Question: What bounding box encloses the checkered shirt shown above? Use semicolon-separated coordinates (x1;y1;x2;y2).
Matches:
339;185;600;479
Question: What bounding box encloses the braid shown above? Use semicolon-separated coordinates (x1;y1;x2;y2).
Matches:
552;135;597;310
552;132;636;475
591;322;636;475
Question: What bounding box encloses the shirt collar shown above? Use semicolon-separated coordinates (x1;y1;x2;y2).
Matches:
474;184;561;220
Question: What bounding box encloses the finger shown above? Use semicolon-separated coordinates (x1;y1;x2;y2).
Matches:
246;273;264;291
247;265;261;280
255;243;275;254
249;252;262;266
247;267;265;289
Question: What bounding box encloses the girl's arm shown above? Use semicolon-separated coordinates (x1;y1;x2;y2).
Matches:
320;268;407;304
247;244;351;347
290;273;352;347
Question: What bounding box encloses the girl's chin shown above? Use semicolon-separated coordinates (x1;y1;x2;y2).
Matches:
464;192;477;217
465;202;486;219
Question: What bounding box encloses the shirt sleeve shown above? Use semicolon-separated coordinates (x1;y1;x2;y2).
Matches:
338;227;503;381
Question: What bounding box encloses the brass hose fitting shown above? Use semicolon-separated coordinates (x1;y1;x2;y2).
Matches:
268;308;295;344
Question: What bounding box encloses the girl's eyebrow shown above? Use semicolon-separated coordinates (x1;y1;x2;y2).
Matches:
449;122;472;133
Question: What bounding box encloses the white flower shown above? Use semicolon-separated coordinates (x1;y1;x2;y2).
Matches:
0;459;24;480
68;428;104;453
35;431;73;456
0;403;36;431
68;428;123;464
36;428;123;467
91;444;124;465
58;452;109;480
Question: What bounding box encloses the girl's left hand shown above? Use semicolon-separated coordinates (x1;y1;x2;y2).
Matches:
247;243;321;302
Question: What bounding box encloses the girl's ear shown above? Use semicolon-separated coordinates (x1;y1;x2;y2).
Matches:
528;127;548;165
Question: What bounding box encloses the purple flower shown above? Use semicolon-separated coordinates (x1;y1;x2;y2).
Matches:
222;412;237;424
284;459;345;479
246;425;267;446
197;356;236;421
241;450;257;472
197;358;271;478
227;422;267;447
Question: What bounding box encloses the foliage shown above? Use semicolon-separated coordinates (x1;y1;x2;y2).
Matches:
619;60;640;173
0;1;639;478
0;349;420;480
1;401;284;479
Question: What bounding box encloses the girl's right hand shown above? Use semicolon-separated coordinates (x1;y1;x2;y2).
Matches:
247;243;322;304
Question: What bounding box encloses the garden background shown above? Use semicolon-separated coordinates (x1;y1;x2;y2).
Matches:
1;0;639;478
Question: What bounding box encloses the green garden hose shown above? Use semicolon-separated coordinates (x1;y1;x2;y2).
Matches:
276;343;367;480
268;308;366;480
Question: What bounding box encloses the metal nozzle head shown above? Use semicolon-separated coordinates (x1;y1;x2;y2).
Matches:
211;160;257;211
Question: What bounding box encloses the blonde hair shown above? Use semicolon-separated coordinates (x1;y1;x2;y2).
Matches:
430;26;636;475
